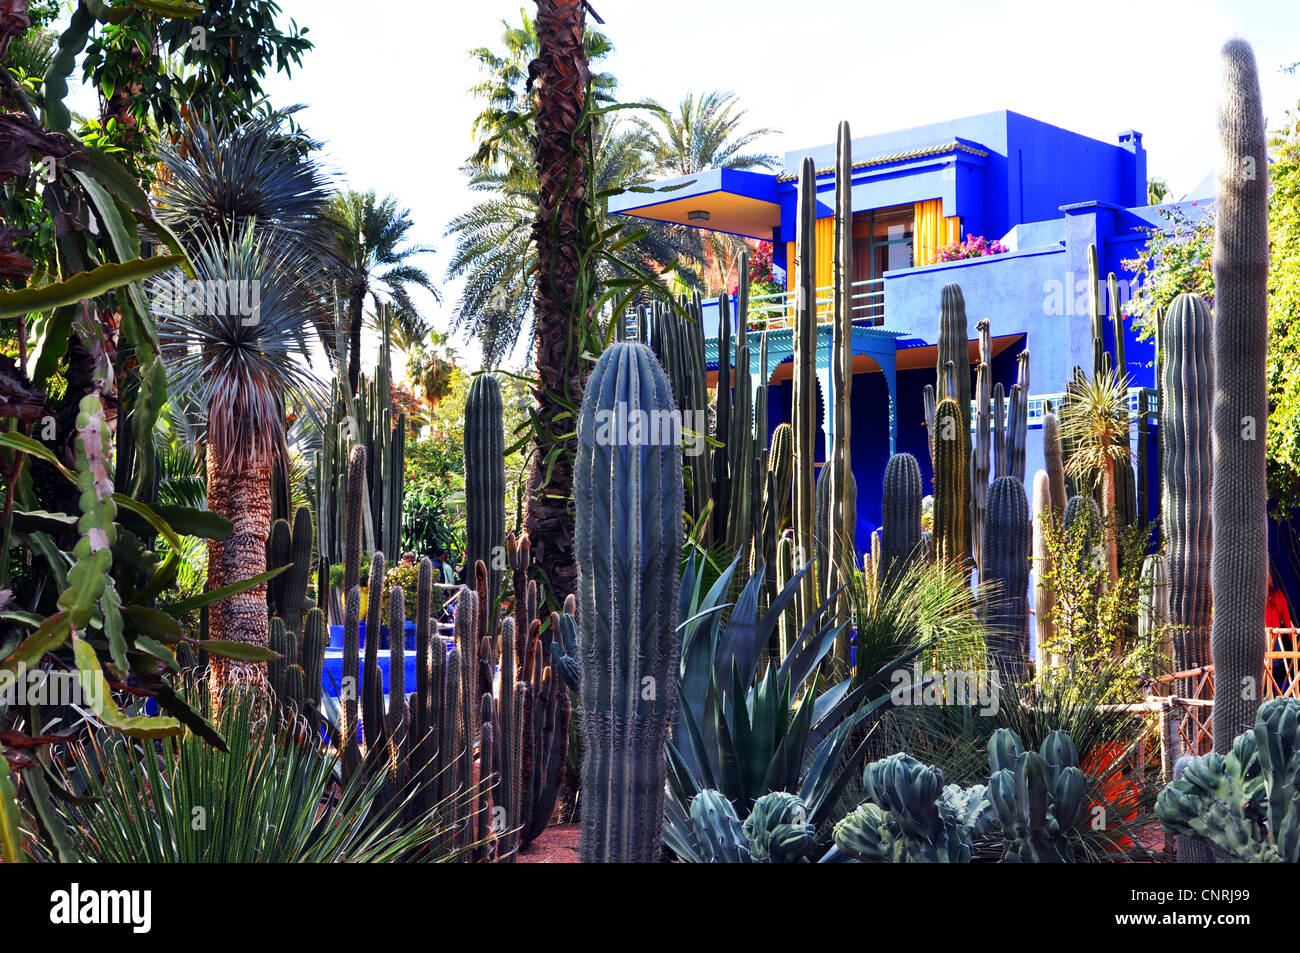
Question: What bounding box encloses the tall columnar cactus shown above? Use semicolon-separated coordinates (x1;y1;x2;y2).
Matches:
932;398;969;566
1032;470;1057;671
881;453;922;583
1211;38;1270;753
775;534;796;658
971;355;991;575
466;373;506;646
711;294;733;545
344;445;366;593
413;557;434;758
301;607;325;712
937;284;971;435
724;321;755;568
982;476;1031;681
341;585;362;781
387;585;408;791
791;156;818;631
574;342;684;863
1042;410;1067;519
362;551;386;750
825;121;855;610
1162;294;1214;702
1088;244;1109;378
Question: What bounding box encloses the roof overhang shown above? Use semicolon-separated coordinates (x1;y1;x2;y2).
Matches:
608;167;781;241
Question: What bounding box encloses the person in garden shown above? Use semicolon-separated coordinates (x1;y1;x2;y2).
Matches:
1267;572;1294;692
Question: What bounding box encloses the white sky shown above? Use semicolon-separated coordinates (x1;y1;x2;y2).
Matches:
69;0;1300;372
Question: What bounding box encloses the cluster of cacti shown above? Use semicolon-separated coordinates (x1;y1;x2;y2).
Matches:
681;790;819;863
267;504;313;636
981;475;1032;680
265;503;326;723
1157;698;1300;862
831;753;992;863
829;728;1087;863
574;341;684;863
1210;38;1270;754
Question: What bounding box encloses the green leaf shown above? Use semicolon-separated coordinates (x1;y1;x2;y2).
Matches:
0;433;75;483
23;765;77;863
164;566;285;615
146;504;232;541
130;0;206;16
0;255;185;319
198;639;279;663
121;604;184;640
150;682;228;752
2;612;70;670
0;758;24;863
71;637;181;739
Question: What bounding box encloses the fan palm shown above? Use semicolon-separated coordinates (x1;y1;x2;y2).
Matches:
154;223;325;696
328;190;438;393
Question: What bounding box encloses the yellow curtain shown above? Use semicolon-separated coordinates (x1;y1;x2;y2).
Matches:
913;199;962;266
783;217;836;321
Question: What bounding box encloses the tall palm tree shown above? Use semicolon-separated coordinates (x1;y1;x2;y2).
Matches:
446;120;701;366
328;190;438;394
155;111;331;698
632;90;779;176
633;90;779;292
525;0;589;603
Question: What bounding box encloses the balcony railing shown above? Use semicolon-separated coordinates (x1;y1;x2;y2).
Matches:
735;278;887;332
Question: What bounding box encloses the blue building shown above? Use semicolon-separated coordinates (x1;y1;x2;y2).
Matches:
610;109;1205;556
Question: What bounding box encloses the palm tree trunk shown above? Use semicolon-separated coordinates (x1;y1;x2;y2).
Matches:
523;0;590;605
206;446;273;701
347;285;365;395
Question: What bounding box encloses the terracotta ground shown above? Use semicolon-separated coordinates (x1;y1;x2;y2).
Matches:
518;823;580;863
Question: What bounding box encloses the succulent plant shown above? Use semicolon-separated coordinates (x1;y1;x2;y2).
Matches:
880;452;922;583
1157;698;1300;862
465;374;506;646
982;476;1031;681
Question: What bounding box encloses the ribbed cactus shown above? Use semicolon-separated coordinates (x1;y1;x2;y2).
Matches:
466;374;506;646
982;476;1031;681
824;121;855;612
1211;38;1270;754
937;284;971;435
362;551;386;750
413;557;434;759
301;606;325;711
711;294;732;545
791;155;818;633
775;533;796;658
574;342;684;863
1163;294;1214;703
454;586;480;826
341;585;361;781
344;445;366;593
267;505;313;636
387;585;407;761
268;616;291;700
932;398;969;566
1043;410;1067;519
881;453;922;583
1032;470;1056;671
971;355;991;575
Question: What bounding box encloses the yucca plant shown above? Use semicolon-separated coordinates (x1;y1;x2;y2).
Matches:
45;688;477;863
1059;369;1134;582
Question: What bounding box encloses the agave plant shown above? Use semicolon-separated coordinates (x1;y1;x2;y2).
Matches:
664;554;927;860
45;687;476;863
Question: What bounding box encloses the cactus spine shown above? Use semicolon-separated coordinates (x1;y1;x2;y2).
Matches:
466;374;506;647
791;156;818;631
1162;294;1214;703
1210;38;1270;753
982;475;1031;681
574;342;684;863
